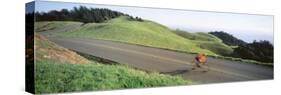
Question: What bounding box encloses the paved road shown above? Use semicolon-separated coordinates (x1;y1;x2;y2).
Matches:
46;36;273;83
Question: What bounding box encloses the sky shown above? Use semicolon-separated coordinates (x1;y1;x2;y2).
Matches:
33;1;274;43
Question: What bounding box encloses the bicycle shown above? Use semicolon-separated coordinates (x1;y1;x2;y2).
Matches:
191;60;210;72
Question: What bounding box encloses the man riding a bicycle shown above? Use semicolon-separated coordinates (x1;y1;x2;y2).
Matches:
192;53;209;72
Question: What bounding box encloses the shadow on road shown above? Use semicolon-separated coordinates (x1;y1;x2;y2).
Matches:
161;69;190;75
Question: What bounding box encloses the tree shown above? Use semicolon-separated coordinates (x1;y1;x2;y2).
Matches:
232;40;273;63
35;6;132;23
209;31;247;46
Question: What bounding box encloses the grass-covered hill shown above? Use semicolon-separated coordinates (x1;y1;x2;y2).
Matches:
47;16;233;56
173;30;222;42
37;16;221;56
209;31;247;46
172;30;233;56
35;34;192;94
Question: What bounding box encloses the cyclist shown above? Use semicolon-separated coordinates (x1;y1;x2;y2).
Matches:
192;53;208;71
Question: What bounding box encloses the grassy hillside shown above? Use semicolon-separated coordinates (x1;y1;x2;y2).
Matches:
173;30;233;56
35;21;82;33
35;16;237;56
173;30;222;42
35;34;192;94
40;16;216;56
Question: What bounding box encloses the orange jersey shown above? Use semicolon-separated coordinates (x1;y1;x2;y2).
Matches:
195;53;207;63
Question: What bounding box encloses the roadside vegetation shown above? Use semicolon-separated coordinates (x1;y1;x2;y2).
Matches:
36;60;192;93
35;34;192;94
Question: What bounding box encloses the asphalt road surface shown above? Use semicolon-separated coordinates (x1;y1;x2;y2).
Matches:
45;36;273;83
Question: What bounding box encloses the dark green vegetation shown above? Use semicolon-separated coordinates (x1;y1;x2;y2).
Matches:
209;31;247;46
209;31;273;63
35;35;192;94
35;6;143;23
232;41;273;63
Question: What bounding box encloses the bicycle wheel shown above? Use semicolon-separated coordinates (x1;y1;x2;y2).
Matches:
202;63;210;72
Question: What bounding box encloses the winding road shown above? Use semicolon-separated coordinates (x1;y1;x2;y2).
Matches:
45;36;273;83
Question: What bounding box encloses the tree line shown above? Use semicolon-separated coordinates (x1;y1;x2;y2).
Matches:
232;40;273;63
35;6;143;23
209;31;273;63
209;31;247;46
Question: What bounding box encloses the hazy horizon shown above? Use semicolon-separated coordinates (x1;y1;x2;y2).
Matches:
34;1;274;44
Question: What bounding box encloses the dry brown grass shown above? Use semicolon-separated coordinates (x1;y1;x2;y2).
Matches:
35;34;90;64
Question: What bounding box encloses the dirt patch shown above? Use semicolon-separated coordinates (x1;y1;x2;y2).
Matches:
35;34;90;64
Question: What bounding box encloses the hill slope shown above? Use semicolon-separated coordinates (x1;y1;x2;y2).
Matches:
172;30;233;56
35;34;90;64
40;16;216;56
173;30;222;42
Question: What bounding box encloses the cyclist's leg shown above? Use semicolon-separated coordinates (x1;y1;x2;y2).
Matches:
192;61;201;70
196;61;201;68
202;62;209;72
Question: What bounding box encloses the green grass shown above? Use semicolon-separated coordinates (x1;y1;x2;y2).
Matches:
48;16;217;56
35;21;82;32
193;41;233;56
173;30;222;42
172;30;233;56
35;60;192;94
